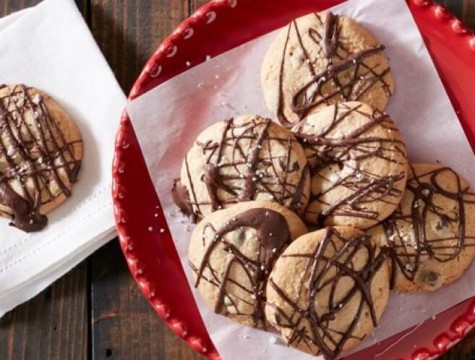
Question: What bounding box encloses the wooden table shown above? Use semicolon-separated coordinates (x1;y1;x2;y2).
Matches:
0;1;474;359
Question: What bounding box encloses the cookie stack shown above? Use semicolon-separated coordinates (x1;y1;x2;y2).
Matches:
172;11;475;360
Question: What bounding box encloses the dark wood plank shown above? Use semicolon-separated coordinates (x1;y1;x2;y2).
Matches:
0;263;88;360
90;241;163;360
463;0;475;29
90;0;189;92
441;330;475;359
190;0;212;12
89;1;200;356
90;241;202;360
437;0;475;29
439;0;465;20
0;0;88;16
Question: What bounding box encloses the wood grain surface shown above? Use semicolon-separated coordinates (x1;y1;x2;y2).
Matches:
0;1;474;360
0;263;88;360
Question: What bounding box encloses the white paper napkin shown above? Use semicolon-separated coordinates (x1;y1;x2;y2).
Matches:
0;0;126;317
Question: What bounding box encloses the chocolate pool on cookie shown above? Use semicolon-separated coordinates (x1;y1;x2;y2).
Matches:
188;201;307;328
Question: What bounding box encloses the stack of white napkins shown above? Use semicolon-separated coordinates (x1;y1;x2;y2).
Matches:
0;0;126;316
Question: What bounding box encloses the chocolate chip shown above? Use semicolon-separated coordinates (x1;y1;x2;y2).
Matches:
421;270;439;285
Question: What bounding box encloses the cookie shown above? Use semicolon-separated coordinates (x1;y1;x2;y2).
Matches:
265;226;389;359
369;164;475;292
188;201;308;328
261;11;394;128
0;84;83;232
173;115;311;220
292;101;408;229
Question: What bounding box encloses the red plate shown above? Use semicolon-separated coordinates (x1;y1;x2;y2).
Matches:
112;0;475;359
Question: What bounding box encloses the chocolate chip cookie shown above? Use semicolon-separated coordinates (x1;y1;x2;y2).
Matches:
0;84;83;232
293;101;408;229
369;164;475;292
173;115;311;220
189;201;307;328
261;12;394;128
266;226;389;358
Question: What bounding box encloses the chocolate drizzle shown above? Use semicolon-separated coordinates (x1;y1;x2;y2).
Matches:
174;116;309;219
379;165;475;288
322;12;338;58
171;178;195;221
238;119;270;202
190;208;292;328
293;102;407;227
0;84;81;232
275;12;392;127
267;227;387;360
0;182;47;232
291;45;387;120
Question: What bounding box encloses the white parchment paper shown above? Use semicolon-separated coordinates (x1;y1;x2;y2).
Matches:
127;0;475;358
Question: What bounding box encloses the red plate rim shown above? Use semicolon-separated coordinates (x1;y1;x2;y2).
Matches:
112;0;475;359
